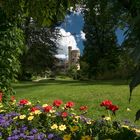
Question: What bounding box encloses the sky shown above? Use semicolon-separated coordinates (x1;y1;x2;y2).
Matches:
55;12;125;59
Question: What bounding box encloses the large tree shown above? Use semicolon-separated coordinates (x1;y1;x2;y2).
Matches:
20;27;58;79
0;0;77;101
82;0;120;79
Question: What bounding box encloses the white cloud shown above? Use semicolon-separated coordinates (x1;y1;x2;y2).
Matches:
80;31;86;40
56;28;79;59
55;54;68;60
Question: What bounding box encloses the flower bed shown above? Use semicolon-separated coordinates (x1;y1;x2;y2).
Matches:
0;97;140;140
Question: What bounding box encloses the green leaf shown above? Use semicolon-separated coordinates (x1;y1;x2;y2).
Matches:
129;69;140;102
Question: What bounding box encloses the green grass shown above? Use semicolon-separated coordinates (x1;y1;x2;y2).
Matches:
13;79;140;125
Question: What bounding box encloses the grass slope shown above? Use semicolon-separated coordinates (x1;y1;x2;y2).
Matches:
13;79;140;125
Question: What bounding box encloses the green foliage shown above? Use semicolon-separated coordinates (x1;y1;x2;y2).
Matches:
92;120;138;140
67;65;79;80
0;7;24;100
20;27;57;79
1;0;75;27
0;0;77;100
82;0;120;79
116;0;140;97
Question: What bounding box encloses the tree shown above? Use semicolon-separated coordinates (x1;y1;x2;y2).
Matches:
81;0;120;79
115;0;140;100
19;27;58;80
0;0;77;101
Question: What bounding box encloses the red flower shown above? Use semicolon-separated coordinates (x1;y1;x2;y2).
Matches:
53;100;63;107
79;106;88;111
44;105;53;112
66;101;74;108
61;112;68;118
11;96;15;102
19;99;29;105
108;104;119;112
0;91;3;102
31;107;39;112
100;100;112;108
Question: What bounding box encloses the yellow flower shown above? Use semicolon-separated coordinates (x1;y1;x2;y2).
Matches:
87;120;92;124
27;102;31;105
34;110;41;115
19;115;26;119
104;117;111;121
13;116;18;120
133;128;140;133
0;110;5;113
70;126;79;132
29;112;33;116
50;109;56;113
63;134;71;140
126;108;131;111
121;125;129;129
42;104;48;107
11;100;16;105
28;115;34;121
51;124;58;130
59;124;66;131
0;103;3;108
73;115;80;123
81;135;92;140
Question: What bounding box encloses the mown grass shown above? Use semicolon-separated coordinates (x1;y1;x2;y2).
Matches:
13;79;140;125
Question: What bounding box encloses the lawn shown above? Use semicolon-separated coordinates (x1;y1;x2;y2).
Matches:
13;79;140;125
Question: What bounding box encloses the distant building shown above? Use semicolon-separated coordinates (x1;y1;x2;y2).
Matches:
68;46;80;70
55;46;80;72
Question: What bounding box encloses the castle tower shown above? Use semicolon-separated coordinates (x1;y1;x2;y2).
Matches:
68;46;72;68
71;49;80;70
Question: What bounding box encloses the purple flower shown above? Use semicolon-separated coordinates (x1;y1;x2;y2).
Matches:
7;137;12;140
26;135;34;140
48;133;54;139
13;135;19;140
20;126;28;132
19;133;25;138
13;129;19;135
30;129;38;134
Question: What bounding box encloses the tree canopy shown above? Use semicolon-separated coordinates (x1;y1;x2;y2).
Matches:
0;0;78;101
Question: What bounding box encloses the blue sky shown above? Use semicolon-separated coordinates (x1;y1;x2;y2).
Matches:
59;12;125;55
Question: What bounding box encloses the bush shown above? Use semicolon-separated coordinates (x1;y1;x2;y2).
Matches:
0;96;140;140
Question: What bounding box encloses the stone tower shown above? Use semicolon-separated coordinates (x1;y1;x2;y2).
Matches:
68;46;80;70
68;46;72;68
